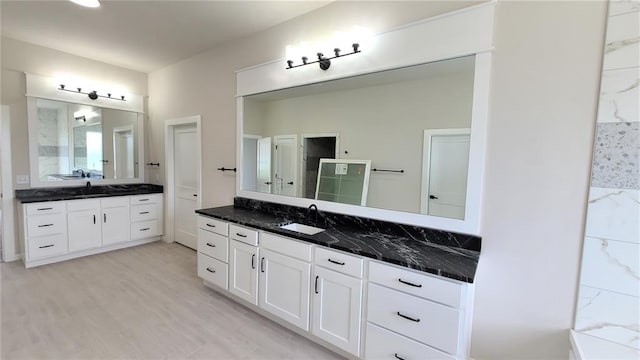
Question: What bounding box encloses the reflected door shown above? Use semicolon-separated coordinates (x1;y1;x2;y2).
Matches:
257;137;272;193
274;135;297;197
114;127;134;179
422;130;470;219
174;125;198;249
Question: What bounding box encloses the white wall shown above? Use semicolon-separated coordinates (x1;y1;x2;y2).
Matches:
150;1;607;358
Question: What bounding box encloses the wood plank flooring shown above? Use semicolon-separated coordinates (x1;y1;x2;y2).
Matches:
1;241;345;359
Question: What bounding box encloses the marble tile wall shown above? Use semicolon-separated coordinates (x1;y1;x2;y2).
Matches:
574;1;640;351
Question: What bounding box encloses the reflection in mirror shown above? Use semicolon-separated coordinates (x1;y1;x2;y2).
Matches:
242;55;475;219
34;98;140;182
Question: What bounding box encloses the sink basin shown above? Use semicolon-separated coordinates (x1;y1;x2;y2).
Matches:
280;223;325;235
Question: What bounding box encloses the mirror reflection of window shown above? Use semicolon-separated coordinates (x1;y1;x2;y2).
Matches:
86;126;103;173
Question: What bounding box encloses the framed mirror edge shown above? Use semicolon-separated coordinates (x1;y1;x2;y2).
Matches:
235;52;491;236
26;96;146;188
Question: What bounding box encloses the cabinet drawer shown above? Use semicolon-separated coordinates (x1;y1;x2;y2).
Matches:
67;199;100;212
314;247;363;278
198;253;228;290
198;229;228;262
261;232;311;262
197;216;228;236
130;194;160;205
28;234;68;260
101;196;130;209
365;323;454;360
131;220;159;240
27;213;66;237
369;261;463;308
25;202;66;216
131;204;158;222
229;224;258;246
367;283;461;355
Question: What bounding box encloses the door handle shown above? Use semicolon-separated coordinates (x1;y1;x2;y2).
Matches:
103;213;106;223
287;181;294;185
193;194;197;197
251;254;256;269
314;275;319;294
93;215;96;224
260;257;265;273
429;195;438;199
264;181;272;185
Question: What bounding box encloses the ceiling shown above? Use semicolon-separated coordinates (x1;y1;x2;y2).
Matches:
1;1;332;73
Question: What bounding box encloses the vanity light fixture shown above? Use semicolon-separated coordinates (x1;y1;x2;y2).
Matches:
58;84;126;102
68;0;100;8
286;43;361;71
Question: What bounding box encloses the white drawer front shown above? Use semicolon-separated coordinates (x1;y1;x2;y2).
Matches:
198;253;228;290
197;216;229;236
28;234;68;260
365;323;455;360
229;224;259;246
131;220;159;240
314;247;363;278
261;232;312;262
198;229;228;262
131;204;158;222
26;202;66;216
27;213;66;237
367;283;461;355
129;194;160;205
66;199;100;212
369;261;463;308
101;196;130;209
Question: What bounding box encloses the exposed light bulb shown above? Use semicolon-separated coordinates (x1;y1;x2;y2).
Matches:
68;0;100;8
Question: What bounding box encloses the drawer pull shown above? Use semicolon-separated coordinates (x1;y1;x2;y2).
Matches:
139;211;150;215
39;244;54;249
206;223;216;228
394;354;405;360
138;198;150;202
206;242;216;248
236;233;247;238
398;278;422;288
314;275;319;294
38;224;54;228
140;228;150;231
396;311;420;322
37;207;53;211
206;267;216;273
327;258;345;266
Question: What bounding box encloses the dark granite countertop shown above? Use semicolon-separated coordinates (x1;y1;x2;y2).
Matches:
16;184;163;203
196;203;480;283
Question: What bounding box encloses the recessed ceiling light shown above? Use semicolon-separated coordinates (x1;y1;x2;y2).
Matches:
69;0;100;8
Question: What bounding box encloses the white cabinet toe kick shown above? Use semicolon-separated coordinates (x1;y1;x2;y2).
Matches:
196;215;475;360
19;194;163;268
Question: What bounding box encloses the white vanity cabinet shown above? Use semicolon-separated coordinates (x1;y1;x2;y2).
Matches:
365;261;471;359
130;194;163;240
21;194;163;268
312;247;364;357
67;199;102;252
228;225;260;305
259;232;312;331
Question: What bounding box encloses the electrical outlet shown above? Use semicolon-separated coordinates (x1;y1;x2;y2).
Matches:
16;175;29;184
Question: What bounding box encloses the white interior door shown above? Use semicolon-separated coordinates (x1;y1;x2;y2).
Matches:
257;137;272;194
174;124;198;249
273;135;297;197
421;129;470;220
114;128;134;179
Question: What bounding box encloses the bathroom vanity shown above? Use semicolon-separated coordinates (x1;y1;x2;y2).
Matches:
196;198;479;359
16;184;163;268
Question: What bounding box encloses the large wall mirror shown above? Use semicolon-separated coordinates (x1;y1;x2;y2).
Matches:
241;55;475;220
27;97;143;186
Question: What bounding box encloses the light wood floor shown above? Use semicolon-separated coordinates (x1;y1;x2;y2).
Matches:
1;241;345;359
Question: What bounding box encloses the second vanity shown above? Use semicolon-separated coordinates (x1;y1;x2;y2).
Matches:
16;184;164;268
196;197;480;360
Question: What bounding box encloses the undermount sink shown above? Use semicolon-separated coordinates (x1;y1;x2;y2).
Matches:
280;223;325;235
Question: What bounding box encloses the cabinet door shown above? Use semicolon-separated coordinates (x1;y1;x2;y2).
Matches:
102;206;131;245
312;266;363;356
68;209;102;252
259;248;311;331
229;240;258;305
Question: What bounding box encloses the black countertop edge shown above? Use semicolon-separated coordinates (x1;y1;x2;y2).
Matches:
16;184;163;203
196;206;478;283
